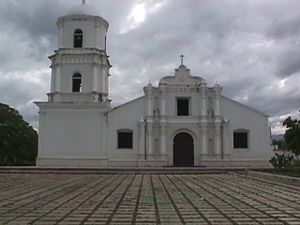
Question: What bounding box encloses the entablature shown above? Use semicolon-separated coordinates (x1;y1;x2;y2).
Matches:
57;15;109;30
49;49;111;67
47;91;109;103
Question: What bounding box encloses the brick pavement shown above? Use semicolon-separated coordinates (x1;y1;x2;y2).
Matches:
0;173;299;224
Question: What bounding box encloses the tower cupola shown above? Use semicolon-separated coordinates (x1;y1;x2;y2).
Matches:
57;1;108;50
65;0;100;17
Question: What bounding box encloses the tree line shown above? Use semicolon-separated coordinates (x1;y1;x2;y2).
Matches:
0;103;37;166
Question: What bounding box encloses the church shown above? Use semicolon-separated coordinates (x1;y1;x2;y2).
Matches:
35;1;273;167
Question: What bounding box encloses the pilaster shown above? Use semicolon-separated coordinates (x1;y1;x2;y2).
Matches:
58;24;63;49
214;121;222;158
213;83;222;117
200;83;207;117
147;122;153;155
55;66;61;92
144;83;153;117
50;68;55;92
138;119;146;158
200;121;208;156
221;119;230;159
92;64;98;92
160;84;166;117
160;123;167;155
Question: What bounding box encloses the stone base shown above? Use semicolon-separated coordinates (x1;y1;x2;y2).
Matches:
37;157;271;168
137;159;168;167
107;160;138;167
200;154;230;161
137;154;168;167
200;159;271;168
37;157;108;167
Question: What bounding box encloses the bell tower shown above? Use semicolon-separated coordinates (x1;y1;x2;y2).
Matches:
48;0;111;103
36;1;111;167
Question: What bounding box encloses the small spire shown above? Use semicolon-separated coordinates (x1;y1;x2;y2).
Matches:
180;54;184;66
82;0;86;4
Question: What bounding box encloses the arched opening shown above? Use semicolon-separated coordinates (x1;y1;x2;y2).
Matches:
72;73;82;92
74;29;83;48
173;132;194;167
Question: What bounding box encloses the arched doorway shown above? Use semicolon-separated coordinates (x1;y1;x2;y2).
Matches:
173;132;194;167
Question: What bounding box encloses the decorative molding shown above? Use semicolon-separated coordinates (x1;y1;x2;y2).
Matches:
47;91;109;103
50;49;111;67
57;15;109;29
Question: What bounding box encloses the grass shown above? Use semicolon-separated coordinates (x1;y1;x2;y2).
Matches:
257;168;300;178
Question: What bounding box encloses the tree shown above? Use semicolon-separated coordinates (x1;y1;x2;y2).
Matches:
0;103;38;165
283;116;300;157
272;139;286;150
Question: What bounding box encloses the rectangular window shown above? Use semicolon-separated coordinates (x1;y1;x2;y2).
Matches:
118;131;133;149
177;98;189;116
233;132;248;148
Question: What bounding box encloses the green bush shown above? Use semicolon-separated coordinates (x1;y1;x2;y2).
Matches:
270;153;294;171
293;159;300;168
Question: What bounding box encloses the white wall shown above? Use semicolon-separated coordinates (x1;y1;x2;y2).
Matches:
37;103;107;167
60;64;92;92
107;97;145;165
58;17;107;50
220;96;273;160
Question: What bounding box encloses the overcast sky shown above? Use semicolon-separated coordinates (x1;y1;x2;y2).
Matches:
0;0;299;134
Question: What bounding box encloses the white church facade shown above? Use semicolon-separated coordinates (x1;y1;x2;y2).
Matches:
36;2;273;167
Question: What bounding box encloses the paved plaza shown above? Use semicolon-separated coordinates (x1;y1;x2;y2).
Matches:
0;173;299;225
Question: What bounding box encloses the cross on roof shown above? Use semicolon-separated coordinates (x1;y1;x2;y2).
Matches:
180;54;184;65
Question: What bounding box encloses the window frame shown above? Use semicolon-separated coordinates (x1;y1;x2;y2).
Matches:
233;129;249;149
72;73;82;92
74;29;83;48
117;129;133;149
176;97;190;116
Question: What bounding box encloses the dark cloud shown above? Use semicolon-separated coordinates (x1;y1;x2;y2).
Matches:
0;0;65;37
275;46;300;77
0;0;300;134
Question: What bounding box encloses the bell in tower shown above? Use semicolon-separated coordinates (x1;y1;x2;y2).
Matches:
48;0;111;103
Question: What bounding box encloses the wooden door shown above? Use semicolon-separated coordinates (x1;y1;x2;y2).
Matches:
173;132;194;167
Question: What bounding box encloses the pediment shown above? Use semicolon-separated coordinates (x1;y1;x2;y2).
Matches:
159;64;205;86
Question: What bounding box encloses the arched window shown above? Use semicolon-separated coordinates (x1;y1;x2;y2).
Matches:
74;29;83;48
233;129;249;149
72;73;82;92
